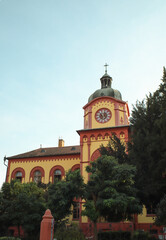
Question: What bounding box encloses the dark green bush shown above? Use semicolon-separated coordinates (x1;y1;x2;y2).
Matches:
131;231;156;240
98;231;110;240
98;231;131;240
98;230;156;240
54;224;85;240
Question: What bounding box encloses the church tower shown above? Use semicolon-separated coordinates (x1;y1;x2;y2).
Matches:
77;65;130;228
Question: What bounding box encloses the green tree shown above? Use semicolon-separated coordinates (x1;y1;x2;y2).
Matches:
100;134;129;164
155;195;166;226
48;169;84;225
0;180;46;239
129;67;166;212
82;155;142;240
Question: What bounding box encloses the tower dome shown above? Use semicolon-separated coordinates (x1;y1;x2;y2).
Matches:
88;65;122;102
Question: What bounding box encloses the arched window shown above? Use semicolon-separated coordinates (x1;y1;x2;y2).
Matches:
54;169;62;182
29;166;45;183
15;171;22;181
34;170;42;184
11;168;25;183
49;166;65;183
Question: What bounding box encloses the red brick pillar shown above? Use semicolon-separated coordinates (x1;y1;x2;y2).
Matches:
40;209;54;240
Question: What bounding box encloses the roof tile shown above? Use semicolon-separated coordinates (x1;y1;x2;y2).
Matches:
7;145;80;159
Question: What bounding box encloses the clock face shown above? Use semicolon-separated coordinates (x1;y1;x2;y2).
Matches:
95;108;112;123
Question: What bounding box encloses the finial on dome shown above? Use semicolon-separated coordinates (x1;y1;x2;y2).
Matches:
104;63;109;74
100;63;112;89
88;67;122;102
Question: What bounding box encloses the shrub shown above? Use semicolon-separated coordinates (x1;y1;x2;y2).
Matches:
54;224;85;240
98;231;131;240
98;232;110;240
131;231;156;240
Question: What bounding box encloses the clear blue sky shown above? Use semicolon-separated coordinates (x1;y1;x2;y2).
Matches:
0;0;166;187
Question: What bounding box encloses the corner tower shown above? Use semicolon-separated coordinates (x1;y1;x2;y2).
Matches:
78;65;130;161
77;65;130;230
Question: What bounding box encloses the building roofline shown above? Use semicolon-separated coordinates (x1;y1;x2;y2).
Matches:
77;125;130;135
7;145;80;160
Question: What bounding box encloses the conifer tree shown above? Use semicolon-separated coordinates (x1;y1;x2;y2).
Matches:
155;194;166;226
129;67;166;212
100;134;129;164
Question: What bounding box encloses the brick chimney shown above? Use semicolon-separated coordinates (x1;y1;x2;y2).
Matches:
58;139;64;147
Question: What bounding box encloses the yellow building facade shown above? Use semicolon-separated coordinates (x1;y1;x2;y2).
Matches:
6;69;160;236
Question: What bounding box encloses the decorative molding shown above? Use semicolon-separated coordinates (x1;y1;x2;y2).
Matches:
83;96;126;110
10;154;80;163
80;161;89;164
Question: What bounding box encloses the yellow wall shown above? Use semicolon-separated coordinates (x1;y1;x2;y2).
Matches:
9;157;80;183
138;206;155;223
90;139;109;158
82;140;89;183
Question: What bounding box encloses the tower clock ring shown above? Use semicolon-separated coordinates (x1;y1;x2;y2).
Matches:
95;108;112;123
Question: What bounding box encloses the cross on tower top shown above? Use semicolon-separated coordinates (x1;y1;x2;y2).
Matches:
104;63;109;74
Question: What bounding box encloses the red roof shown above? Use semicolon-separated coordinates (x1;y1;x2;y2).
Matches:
7;145;80;159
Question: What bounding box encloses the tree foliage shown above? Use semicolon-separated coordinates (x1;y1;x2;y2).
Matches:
54;224;85;240
82;140;142;240
0;170;84;237
100;134;129;164
129;67;166;211
155;195;166;226
82;155;141;221
48;169;84;225
0;180;46;239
